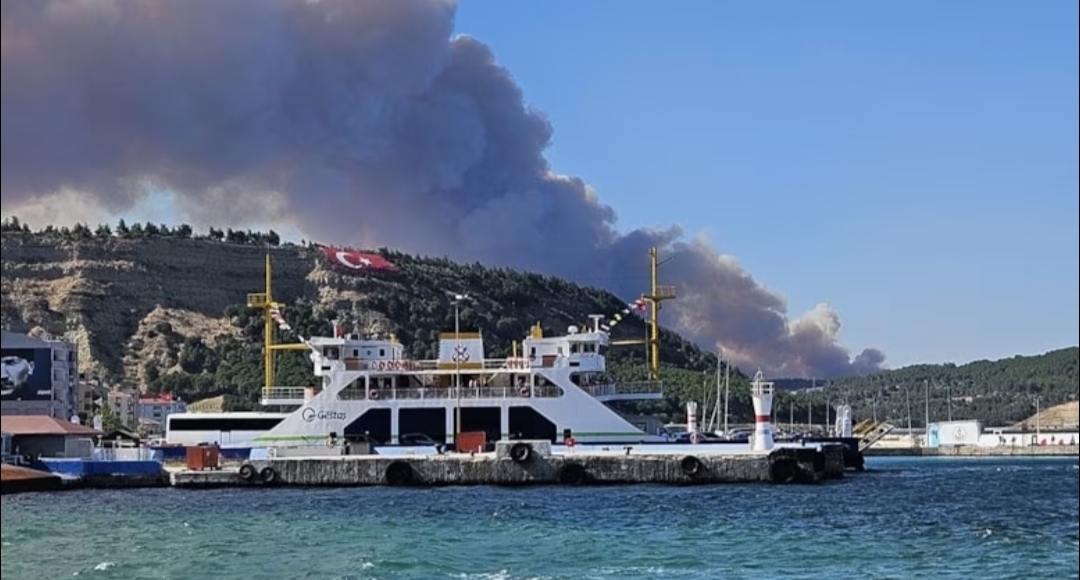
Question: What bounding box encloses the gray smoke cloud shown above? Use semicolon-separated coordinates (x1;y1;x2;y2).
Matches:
0;0;885;378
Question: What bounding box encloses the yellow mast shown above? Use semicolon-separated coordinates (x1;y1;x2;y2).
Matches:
247;252;285;395
642;246;676;381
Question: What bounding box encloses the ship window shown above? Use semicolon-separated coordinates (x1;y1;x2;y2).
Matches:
352;350;359;357
379;348;386;357
168;417;283;431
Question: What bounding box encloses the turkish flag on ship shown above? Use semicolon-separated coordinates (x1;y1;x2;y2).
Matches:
319;245;397;272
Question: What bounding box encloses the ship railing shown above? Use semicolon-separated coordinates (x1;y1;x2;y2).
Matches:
331;357;536;373
337;385;563;401
260;387;310;402
653;285;678;299
581;381;664;397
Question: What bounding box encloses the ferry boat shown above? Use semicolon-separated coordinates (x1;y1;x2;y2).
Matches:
250;317;667;449
156;249;865;466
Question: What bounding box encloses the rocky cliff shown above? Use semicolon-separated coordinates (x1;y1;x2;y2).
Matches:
0;227;710;390
3;231;304;379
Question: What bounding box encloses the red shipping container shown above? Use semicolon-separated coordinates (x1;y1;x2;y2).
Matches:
455;431;486;453
185;445;220;470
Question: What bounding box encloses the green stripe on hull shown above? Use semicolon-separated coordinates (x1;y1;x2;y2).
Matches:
255;431;647;443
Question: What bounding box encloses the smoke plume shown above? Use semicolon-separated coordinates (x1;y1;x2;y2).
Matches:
0;0;885;378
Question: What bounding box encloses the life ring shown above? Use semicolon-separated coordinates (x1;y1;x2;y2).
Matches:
556;462;586;485
369;389;379;400
259;466;278;485
519;387;531;397
385;460;414;486
510;442;532;464
238;463;256;481
769;458;798;484
680;455;704;477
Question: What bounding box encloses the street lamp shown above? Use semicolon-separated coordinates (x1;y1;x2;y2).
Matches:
449;293;469;445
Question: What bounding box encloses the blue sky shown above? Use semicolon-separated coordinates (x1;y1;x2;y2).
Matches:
453;0;1079;367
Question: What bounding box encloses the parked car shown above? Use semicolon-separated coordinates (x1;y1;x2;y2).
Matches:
673;431;725;443
398;432;441;446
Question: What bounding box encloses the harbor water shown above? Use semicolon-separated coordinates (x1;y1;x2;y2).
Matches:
3;457;1077;579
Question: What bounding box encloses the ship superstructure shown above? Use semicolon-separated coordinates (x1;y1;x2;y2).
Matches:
254;318;665;446
246;247;674;448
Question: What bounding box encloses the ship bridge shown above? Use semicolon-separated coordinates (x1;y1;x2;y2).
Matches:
521;322;608;374
259;319;662;405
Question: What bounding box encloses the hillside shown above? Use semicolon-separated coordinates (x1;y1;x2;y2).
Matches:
790;347;1079;428
1;220;744;420
3;220;1076;426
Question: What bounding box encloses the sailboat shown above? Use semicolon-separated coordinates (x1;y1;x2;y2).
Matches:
703;348;730;437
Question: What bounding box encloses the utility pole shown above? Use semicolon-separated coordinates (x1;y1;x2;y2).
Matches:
826;400;831;435
905;386;912;431
947;384;953;422
1035;396;1041;442
924;379;930;433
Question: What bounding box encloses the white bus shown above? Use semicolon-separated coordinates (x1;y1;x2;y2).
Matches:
164;412;288;447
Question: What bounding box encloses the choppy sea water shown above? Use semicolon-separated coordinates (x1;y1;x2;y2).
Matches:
2;457;1077;580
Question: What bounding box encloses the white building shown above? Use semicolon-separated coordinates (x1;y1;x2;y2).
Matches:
138;393;187;437
1;330;77;420
107;389;139;430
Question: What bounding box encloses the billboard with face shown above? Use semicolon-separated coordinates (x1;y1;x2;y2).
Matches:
1;348;53;401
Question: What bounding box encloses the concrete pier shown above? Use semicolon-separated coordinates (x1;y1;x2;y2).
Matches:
171;441;847;488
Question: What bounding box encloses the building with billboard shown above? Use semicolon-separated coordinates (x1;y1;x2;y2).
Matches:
1;331;77;420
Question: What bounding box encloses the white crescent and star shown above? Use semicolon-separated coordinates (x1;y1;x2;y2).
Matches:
335;251;372;269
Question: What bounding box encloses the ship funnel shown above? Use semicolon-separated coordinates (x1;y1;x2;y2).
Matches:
750;369;775;451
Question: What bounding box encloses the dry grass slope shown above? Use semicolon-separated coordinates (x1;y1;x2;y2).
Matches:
1013;400;1079;430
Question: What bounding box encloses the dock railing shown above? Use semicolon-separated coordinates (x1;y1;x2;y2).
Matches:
91;447;161;462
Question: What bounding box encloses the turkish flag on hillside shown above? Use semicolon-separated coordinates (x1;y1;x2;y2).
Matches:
319;245;397;273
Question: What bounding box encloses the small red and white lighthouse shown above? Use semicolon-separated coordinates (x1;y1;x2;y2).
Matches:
686;400;699;441
750;369;775;451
